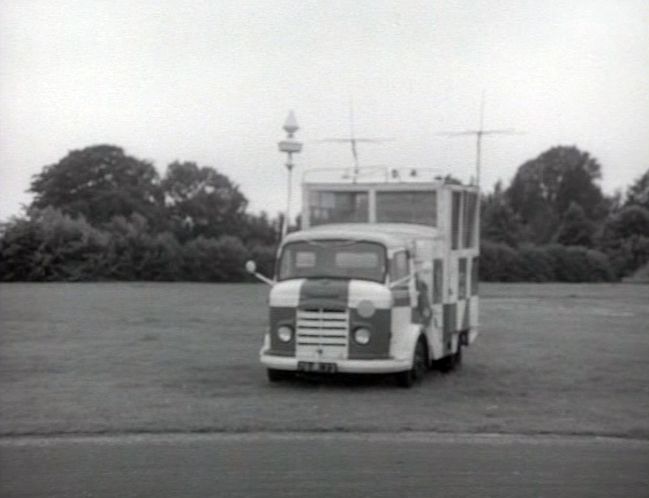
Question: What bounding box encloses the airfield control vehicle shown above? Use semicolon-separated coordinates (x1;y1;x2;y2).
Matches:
246;169;480;387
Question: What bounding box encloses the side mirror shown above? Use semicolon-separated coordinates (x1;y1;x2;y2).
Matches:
244;260;274;286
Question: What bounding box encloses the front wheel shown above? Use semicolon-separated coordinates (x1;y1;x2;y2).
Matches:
396;338;428;388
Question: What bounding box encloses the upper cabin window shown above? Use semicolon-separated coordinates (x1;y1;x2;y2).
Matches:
458;257;467;299
471;256;479;296
463;192;478;248
376;191;437;226
309;191;369;226
451;192;462;250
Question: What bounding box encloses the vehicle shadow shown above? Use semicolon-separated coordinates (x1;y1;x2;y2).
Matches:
271;370;446;389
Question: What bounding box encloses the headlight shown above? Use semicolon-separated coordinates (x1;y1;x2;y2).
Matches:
353;327;371;345
277;325;293;343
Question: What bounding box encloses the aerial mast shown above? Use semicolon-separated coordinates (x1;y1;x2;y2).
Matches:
320;100;392;182
437;93;520;186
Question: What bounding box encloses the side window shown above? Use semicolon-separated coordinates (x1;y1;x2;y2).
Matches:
308;190;369;226
390;251;409;284
376;191;437;226
451;192;462;250
458;258;467;299
279;250;293;278
471;256;479;296
433;259;443;304
463;192;478;248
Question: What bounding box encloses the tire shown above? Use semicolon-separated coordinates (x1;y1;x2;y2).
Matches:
396;337;428;388
438;344;462;373
454;344;463;367
267;368;293;382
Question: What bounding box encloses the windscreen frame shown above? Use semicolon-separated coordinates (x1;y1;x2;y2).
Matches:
276;239;388;283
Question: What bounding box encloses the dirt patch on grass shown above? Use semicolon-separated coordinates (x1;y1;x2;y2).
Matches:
1;283;648;438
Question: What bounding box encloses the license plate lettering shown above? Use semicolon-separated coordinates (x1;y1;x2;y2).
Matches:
297;361;338;373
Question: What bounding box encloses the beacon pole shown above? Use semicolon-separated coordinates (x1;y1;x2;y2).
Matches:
278;111;302;239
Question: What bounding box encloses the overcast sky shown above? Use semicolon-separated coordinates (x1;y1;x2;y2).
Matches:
1;0;648;221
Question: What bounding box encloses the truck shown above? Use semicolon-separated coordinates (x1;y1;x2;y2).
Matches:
246;168;480;387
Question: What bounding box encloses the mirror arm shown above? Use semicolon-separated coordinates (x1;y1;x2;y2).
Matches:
253;272;275;286
389;274;413;289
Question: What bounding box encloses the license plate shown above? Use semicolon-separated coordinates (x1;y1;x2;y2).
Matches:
297;361;338;374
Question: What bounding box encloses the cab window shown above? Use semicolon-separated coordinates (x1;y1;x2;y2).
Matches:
390;251;409;284
278;240;387;282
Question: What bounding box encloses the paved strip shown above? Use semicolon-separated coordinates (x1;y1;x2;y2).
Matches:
2;430;649;446
1;433;648;498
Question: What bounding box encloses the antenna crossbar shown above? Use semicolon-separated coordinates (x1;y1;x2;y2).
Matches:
319;137;393;182
436;94;522;186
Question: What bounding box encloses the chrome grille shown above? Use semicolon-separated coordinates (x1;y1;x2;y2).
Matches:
296;308;349;360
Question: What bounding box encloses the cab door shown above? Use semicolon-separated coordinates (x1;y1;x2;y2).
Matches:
389;250;412;341
429;257;445;359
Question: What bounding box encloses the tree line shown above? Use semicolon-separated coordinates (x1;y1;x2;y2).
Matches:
0;144;648;282
480;146;649;281
0;145;278;281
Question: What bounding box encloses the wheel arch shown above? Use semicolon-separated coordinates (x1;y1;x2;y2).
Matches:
394;324;430;367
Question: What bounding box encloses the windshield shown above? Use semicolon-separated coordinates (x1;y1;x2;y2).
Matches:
278;240;387;282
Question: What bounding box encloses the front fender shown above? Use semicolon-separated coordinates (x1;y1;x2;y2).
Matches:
259;332;271;356
390;324;425;366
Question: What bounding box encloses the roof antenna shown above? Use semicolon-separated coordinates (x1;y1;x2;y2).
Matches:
349;96;359;173
437;91;522;187
320;98;392;182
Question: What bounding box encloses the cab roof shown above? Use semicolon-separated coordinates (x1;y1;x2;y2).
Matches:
282;223;438;250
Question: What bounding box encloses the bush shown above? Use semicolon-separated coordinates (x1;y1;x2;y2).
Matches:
0;210;252;282
584;249;616;282
545;244;585;282
625;261;649;282
1;209;619;284
480;239;616;283
480;240;525;281
102;214;155;280
598;206;649;278
518;245;555;282
0;208;109;281
0;217;45;281
247;244;278;279
182;236;249;282
102;214;184;281
535;245;615;282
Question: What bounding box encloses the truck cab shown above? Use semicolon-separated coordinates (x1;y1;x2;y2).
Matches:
249;170;480;387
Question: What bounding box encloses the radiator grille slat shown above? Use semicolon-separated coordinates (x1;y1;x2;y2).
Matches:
296;308;349;360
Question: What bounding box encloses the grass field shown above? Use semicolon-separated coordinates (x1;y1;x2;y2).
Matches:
1;283;648;438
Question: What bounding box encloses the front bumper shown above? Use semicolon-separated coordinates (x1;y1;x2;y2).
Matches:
260;352;411;374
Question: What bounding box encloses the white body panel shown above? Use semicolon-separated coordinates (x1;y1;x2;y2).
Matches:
262;355;411;374
269;279;305;308
348;280;392;310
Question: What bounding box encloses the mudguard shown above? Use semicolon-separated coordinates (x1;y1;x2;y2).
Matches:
390;323;426;369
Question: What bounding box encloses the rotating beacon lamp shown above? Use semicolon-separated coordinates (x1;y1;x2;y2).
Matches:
278;111;303;238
